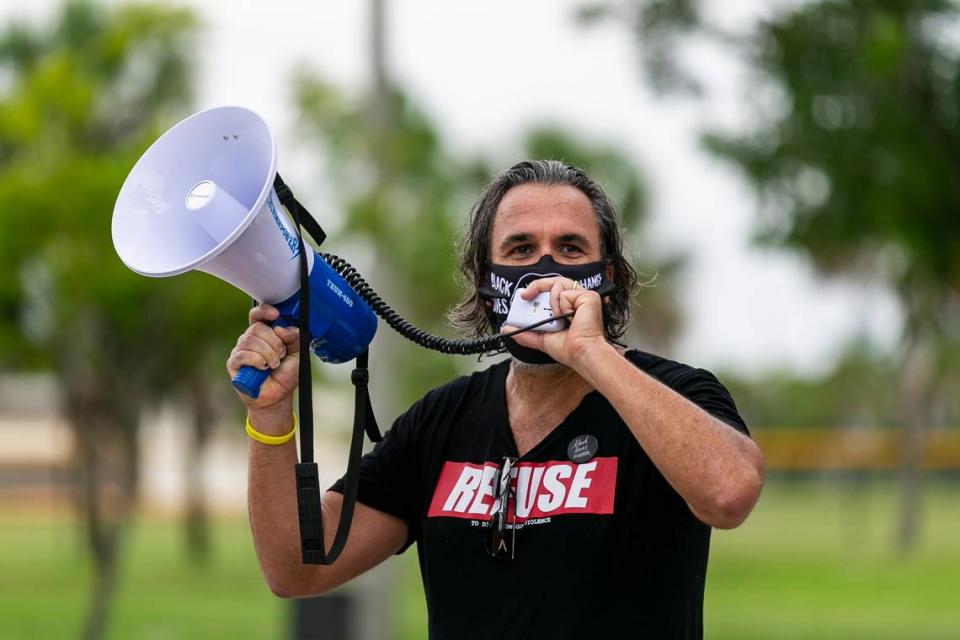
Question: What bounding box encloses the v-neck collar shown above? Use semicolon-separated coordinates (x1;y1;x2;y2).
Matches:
492;361;598;460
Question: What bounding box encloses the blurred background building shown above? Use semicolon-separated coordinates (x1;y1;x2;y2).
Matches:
1;1;958;639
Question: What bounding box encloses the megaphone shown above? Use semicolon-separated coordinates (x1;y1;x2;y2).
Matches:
111;106;573;566
111;106;377;398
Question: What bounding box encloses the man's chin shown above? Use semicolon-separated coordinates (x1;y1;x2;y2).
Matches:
510;358;566;376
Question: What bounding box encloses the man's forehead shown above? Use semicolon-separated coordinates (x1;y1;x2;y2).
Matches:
491;184;599;238
496;183;591;215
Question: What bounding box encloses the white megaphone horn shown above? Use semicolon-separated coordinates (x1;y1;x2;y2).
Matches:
111;106;378;398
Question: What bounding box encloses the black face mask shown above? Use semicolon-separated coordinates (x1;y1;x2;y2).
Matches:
477;255;615;364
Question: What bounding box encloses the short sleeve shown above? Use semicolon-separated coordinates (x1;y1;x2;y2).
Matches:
626;350;749;436
328;403;423;553
676;368;749;436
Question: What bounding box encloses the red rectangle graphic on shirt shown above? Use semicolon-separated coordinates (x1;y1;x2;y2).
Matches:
427;457;617;521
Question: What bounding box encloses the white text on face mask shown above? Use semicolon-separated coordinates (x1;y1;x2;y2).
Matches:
577;273;603;289
489;273;514;297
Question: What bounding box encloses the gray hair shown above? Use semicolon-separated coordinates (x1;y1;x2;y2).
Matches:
449;159;639;342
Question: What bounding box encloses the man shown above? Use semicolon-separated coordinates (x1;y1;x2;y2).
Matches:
227;160;764;639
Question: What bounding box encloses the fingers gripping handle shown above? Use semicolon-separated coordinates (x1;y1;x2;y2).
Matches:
232;317;293;399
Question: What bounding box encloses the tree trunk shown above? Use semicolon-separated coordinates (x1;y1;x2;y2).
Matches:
72;406;138;640
185;375;214;564
896;338;930;555
368;0;392;187
62;316;141;640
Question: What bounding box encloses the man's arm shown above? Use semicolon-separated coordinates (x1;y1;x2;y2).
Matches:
575;347;763;528
246;406;408;597
229;305;408;598
509;279;764;529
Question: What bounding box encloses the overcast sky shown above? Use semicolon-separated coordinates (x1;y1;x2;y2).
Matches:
3;0;902;376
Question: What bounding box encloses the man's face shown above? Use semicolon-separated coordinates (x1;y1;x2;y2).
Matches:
489;184;604;266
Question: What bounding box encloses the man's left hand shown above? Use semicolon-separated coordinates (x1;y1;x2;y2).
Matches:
501;276;611;368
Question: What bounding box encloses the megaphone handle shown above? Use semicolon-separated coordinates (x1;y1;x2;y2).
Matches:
232;317;293;399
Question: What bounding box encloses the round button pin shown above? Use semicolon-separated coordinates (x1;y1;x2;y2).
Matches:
567;434;598;463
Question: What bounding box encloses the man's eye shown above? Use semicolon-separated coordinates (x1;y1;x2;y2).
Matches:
511;245;533;255
559;244;583;254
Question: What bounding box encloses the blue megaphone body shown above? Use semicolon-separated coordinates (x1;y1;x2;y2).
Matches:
230;248;377;398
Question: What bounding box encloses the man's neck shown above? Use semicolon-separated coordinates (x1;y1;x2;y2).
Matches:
503;360;593;456
504;344;630;414
505;359;593;415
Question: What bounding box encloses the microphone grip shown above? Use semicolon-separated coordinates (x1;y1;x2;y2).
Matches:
232;317;293;399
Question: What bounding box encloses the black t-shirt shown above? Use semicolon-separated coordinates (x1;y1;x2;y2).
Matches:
330;349;748;640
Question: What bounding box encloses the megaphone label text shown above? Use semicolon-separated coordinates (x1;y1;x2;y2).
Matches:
325;279;354;308
266;193;300;259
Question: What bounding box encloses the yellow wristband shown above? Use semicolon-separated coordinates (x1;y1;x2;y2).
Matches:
245;414;297;445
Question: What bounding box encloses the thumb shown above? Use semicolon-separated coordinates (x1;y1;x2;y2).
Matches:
270;348;301;387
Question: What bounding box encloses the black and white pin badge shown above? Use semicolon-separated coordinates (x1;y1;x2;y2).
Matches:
567;434;598;464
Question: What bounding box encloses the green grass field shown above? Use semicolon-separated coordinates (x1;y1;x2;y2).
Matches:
2;479;958;639
704;479;960;639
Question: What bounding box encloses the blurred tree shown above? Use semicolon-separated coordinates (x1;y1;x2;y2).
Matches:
293;74;489;406
721;338;901;430
577;0;715;96
0;2;240;636
593;0;960;551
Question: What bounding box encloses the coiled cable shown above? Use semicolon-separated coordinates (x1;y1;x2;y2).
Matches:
320;253;571;355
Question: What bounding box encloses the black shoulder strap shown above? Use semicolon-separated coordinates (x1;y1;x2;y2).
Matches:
274;173;326;246
275;173;381;566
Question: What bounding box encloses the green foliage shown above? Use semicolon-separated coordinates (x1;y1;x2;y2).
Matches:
703;0;960;341
593;0;960;348
0;1;196;158
0;4;248;634
578;0;705;94
602;0;960;436
693;0;960;439
0;0;243;391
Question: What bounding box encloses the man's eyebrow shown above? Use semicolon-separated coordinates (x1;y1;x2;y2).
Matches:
558;233;591;246
498;232;594;251
498;233;531;250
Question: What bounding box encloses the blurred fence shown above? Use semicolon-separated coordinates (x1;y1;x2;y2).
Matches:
2;373;959;510
754;428;960;472
3;418;960;513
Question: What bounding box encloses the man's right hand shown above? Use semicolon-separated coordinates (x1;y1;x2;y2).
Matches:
226;304;301;412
